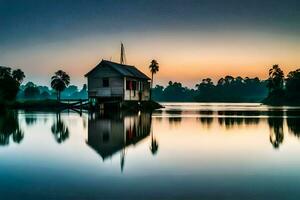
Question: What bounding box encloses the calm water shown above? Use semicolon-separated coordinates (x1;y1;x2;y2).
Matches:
1;103;300;199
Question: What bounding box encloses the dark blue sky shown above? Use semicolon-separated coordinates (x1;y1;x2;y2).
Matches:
1;0;300;48
1;0;300;86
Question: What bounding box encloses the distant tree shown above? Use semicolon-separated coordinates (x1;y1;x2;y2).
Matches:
194;76;267;102
152;85;164;101
196;78;214;90
37;85;51;94
164;81;193;102
149;60;159;100
79;84;88;99
224;75;235;85
62;85;78;98
24;85;40;99
195;78;216;101
40;91;50;99
286;68;300;98
267;64;284;94
51;70;70;101
25;82;35;88
82;84;87;91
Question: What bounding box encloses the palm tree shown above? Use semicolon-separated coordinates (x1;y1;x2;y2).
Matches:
51;70;70;101
12;69;25;84
267;64;284;94
149;60;159;100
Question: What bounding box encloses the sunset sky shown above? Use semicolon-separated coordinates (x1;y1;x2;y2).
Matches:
1;0;300;88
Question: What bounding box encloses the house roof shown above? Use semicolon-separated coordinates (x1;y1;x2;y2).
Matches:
87;133;149;161
85;60;150;80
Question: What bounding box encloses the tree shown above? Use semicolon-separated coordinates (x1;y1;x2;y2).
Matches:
286;68;300;98
0;66;24;102
24;85;40;99
152;85;164;101
51;70;70;101
12;69;25;84
149;60;159;100
62;85;78;98
267;64;284;94
0;66;11;79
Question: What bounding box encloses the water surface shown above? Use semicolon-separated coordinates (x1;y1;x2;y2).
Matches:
1;103;300;199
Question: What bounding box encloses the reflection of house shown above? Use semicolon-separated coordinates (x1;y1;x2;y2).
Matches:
85;60;151;102
87;112;151;171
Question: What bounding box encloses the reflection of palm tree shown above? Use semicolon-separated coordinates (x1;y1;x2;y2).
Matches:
150;130;158;155
268;114;284;149
51;113;69;143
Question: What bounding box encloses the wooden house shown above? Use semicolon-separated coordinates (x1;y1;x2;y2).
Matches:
85;60;151;103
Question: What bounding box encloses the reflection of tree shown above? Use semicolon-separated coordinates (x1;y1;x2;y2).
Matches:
217;110;261;129
218;117;243;129
25;113;37;126
148;114;158;155
287;118;300;137
150;131;159;155
51;113;69;143
0;110;24;146
166;110;182;126
198;110;214;127
268;111;284;149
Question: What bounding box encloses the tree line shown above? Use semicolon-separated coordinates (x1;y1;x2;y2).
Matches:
264;64;300;105
1;63;300;105
18;82;87;100
151;63;299;104
0;67;87;106
152;77;268;102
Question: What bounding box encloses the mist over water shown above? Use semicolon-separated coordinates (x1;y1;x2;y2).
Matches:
1;103;300;199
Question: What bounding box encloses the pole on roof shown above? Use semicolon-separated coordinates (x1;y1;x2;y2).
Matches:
120;42;126;64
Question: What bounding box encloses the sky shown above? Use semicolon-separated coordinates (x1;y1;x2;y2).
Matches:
1;0;300;88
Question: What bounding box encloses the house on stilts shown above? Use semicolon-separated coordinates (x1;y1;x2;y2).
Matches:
85;60;151;104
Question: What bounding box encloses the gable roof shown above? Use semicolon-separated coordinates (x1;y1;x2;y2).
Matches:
85;60;150;80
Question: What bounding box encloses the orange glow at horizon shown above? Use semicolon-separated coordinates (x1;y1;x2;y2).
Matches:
1;30;300;87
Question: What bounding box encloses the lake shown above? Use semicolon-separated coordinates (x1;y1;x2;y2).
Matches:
1;103;300;199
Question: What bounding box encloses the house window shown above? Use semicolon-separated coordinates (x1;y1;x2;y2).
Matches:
132;81;137;90
103;78;109;87
126;80;131;90
139;81;143;91
126;80;138;90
